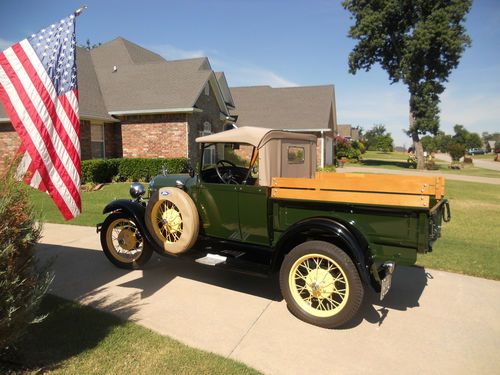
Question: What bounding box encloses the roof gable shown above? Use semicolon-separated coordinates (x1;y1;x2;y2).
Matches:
230;85;336;131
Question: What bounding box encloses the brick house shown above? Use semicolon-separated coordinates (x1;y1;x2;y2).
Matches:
337;124;360;141
230;85;338;167
0;37;234;173
1;37;339;172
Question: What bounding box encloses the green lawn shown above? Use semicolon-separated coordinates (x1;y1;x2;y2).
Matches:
0;295;259;375
468;153;497;160
31;183;132;226
348;151;500;178
416;180;500;280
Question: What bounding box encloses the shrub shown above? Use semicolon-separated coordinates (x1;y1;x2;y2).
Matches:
118;158;189;181
81;159;117;183
0;173;52;350
448;142;466;161
81;158;189;183
335;136;361;160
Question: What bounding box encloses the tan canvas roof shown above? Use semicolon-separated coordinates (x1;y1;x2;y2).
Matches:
195;126;316;148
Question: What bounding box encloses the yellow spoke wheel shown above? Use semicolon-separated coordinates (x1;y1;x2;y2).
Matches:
289;253;349;318
100;213;153;269
152;200;184;244
280;241;364;329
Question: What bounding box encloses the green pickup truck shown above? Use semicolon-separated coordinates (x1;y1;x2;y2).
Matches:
98;126;450;328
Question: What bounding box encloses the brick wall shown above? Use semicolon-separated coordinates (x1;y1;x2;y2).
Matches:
119;114;188;158
0;122;20;175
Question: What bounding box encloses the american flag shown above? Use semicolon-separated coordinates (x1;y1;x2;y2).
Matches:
0;13;81;220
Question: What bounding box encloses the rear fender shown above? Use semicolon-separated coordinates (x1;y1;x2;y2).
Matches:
273;218;372;287
101;199;159;252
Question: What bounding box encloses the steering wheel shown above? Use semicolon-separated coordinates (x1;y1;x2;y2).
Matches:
215;159;238;184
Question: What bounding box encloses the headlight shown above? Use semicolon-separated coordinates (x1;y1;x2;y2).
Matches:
129;182;145;199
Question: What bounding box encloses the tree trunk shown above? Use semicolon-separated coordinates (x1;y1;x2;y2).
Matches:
409;106;425;170
411;132;425;170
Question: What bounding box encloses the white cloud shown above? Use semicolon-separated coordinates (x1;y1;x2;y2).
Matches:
225;67;298;88
0;38;13;51
152;44;206;60
151;43;297;88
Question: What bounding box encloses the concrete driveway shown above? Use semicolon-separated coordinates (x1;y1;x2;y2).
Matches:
37;223;500;375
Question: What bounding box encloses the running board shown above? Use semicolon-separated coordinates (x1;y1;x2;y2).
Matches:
195;253;227;266
193;252;271;278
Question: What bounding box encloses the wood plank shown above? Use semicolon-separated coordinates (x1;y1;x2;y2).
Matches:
272;172;444;197
271;187;431;208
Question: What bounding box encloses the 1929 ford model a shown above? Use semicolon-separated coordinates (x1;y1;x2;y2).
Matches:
98;126;450;328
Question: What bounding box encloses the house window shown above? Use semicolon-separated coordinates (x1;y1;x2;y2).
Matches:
200;122;214;164
91;124;105;159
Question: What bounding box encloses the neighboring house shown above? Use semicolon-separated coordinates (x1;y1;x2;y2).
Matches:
0;37;234;173
230;85;337;167
337;124;360;141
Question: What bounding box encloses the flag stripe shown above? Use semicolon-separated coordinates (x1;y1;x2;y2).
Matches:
19;41;81;157
0;49;81;212
0;63;78;219
8;43;81;183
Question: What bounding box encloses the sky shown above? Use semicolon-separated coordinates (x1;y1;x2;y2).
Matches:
1;0;499;147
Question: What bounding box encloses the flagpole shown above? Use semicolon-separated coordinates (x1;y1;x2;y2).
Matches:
74;5;88;16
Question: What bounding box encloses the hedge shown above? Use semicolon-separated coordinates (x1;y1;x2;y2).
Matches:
81;158;189;183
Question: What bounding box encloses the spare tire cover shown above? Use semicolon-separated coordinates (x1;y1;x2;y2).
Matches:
145;187;199;254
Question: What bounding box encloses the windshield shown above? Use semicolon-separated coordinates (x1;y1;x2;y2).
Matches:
202;143;255;170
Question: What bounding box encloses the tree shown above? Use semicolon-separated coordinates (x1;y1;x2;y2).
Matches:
376;135;394;152
421;135;437;153
452;124;482;150
343;0;472;169
365;124;388;150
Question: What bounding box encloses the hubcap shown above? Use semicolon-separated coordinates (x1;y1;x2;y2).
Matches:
154;200;183;243
106;218;143;263
289;253;349;318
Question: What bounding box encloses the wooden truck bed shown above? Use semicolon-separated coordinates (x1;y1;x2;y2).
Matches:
271;172;445;209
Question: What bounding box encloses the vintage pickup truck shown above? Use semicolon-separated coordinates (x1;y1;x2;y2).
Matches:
98;126;450;328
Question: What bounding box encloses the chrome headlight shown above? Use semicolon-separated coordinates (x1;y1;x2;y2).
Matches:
129;182;145;199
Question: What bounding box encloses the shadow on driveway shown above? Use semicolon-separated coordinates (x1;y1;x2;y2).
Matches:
36;243;429;329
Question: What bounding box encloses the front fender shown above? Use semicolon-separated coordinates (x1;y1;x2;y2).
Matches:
101;199;158;251
274;218;372;287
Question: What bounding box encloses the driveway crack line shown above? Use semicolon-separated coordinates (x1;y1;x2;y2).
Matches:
227;299;273;358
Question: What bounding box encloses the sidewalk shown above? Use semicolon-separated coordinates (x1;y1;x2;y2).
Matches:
341;166;500;184
36;223;500;375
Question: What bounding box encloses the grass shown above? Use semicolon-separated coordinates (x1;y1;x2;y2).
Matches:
417;180;500;280
0;295;260;375
31;183;132;226
347;151;500;178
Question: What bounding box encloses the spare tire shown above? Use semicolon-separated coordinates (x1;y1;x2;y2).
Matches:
145;187;199;254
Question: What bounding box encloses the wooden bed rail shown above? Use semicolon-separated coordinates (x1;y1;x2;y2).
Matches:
271;172;445;209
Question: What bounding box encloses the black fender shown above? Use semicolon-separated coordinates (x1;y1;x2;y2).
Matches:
100;199;162;255
273;218;372;286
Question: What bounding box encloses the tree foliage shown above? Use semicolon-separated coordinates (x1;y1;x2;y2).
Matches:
452;124;482;150
0;173;52;350
364;124;394;151
343;0;472;167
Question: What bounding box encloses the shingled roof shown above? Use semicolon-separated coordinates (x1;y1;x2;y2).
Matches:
230;85;336;131
0;37;229;122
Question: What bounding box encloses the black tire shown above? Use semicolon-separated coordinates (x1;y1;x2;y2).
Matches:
100;212;153;269
279;241;364;328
